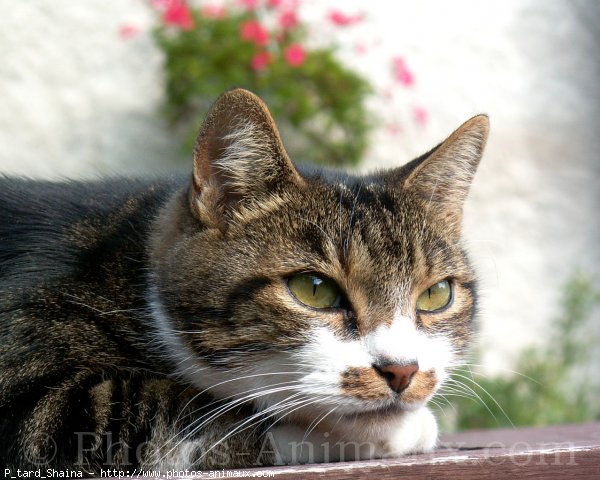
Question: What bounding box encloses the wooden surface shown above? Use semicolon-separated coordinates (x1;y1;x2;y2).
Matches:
104;422;600;479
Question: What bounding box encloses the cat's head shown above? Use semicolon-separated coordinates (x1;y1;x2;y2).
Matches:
149;88;488;423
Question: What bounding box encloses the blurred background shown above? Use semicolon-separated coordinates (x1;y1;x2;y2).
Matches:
1;0;599;430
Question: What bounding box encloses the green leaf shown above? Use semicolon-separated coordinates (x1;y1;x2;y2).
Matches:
153;8;373;167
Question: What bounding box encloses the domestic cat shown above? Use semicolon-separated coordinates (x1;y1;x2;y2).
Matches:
0;89;488;474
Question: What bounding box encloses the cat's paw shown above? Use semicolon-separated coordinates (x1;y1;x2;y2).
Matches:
383;407;438;457
269;407;438;464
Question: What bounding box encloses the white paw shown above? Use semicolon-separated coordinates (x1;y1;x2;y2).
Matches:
267;408;438;465
384;407;438;457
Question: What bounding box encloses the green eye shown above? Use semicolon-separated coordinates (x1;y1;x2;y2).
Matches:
416;280;452;312
288;274;343;309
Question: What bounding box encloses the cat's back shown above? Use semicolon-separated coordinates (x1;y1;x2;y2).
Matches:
0;175;181;287
0;175;185;389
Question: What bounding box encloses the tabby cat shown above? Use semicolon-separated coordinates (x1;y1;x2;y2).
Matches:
0;89;488;474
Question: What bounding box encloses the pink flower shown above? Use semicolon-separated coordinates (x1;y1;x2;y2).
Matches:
284;43;306;67
386;122;402;136
328;9;364;27
118;24;140;39
162;0;194;30
413;106;428;127
354;42;367;55
277;10;299;30
151;0;170;9
240;20;270;46
267;0;300;9
251;51;273;71
238;0;259;10
392;56;415;87
201;4;227;18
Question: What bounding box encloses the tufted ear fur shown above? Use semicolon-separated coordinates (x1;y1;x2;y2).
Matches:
189;88;304;229
397;114;489;224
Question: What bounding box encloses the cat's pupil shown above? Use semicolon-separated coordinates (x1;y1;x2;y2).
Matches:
0;88;486;470
288;274;343;309
416;280;452;312
312;279;320;296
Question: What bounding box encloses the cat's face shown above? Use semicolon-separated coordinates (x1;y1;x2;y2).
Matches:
150;89;487;425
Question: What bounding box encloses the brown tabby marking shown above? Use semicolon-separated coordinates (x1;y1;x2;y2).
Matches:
0;88;489;471
340;367;391;400
400;370;438;404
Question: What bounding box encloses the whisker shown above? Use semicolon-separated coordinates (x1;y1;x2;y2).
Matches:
155;383;306;463
303;406;338;441
444;378;498;422
194;396;321;466
452;363;542;385
178;380;297;424
450;373;515;428
175;371;304;424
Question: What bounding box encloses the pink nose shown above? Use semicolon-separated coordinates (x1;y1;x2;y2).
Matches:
375;363;419;393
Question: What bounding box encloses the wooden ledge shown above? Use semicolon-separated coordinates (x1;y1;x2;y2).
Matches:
90;422;600;479
263;423;600;479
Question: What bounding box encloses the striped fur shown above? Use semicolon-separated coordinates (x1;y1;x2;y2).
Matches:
0;89;488;473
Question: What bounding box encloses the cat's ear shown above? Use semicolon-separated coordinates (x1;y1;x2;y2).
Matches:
189;88;303;227
399;114;489;217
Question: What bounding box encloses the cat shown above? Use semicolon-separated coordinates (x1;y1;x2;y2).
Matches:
0;88;488;474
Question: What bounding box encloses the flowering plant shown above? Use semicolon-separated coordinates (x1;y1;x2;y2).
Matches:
151;0;372;166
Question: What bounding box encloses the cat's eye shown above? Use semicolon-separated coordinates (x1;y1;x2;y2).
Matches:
416;280;452;312
287;274;343;309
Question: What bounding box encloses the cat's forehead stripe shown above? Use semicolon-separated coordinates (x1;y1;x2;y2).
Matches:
1;87;487;469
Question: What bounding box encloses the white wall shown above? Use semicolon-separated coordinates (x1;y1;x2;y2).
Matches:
0;1;185;177
335;0;600;372
1;0;599;374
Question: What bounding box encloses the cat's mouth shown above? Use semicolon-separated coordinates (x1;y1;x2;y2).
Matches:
343;402;406;419
281;367;438;422
282;386;431;431
338;366;438;410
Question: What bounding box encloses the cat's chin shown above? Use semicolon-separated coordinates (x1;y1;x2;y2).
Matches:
269;406;438;465
283;395;434;439
321;399;424;424
279;391;432;429
349;397;429;416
